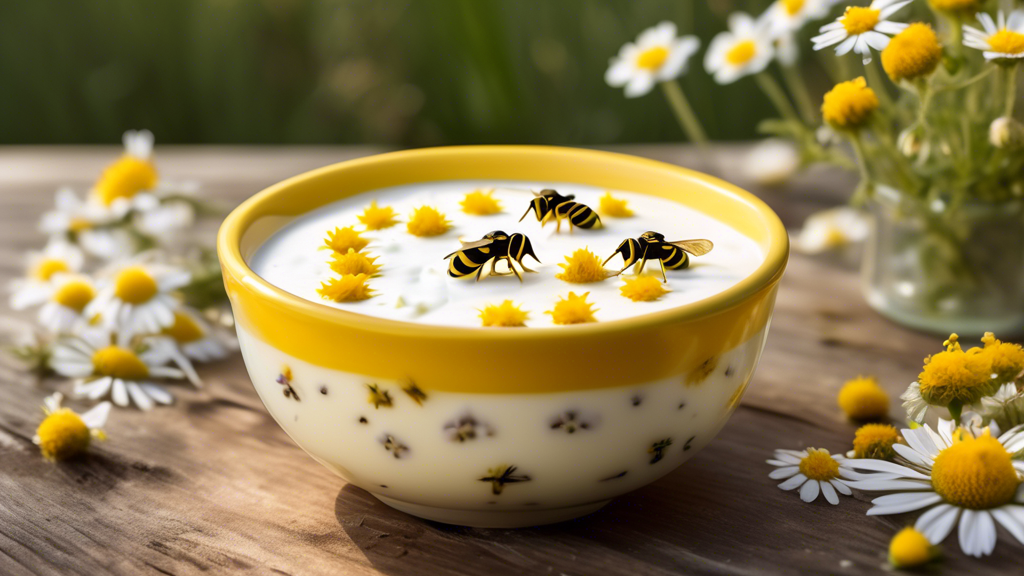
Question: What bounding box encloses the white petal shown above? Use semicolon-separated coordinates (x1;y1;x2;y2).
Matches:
767;458;795;466
778;473;808;491
842;458;928;479
879;0;911;19
111;379;129;407
916;503;959;544
992;507;1024;545
80;402;111;429
892;443;932;467
769;466;800;480
846;478;934;491
799;479;820;502
903;428;941;459
862;31;892;52
830;479;853;495
868;493;943;515
834;35;858;56
624;73;656;98
126;382;154;411
605;59;634;87
820;481;839;505
140;383;173;405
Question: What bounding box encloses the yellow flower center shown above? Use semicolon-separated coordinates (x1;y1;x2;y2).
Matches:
930;432;1021;509
163;311;205;343
619;275;670;302
881;23;942;82
841;7;880;36
798;449;840;481
114;266;159;304
852;423;900;459
36;409;91;461
918;333;997;406
460;190;503;215
52;280;95;312
546;292;598;325
556;248;609;283
725;40;757;66
323;226;369;254
479;300;528;327
837;375;890;420
988;29;1024;56
821;77;880;130
888;527;936;569
783;0;806;16
979;332;1024;383
32;258;70;281
317;273;375;302
68;217;93;233
927;0;983;13
357;201;399;230
635;46;670;70
93;156;159;206
92;345;150;380
406;206;451;237
330;248;381;277
599;192;633;218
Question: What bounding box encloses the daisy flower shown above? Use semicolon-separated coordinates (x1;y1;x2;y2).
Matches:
85;257;191;336
792;206;870;254
37;273;96;334
843;420;1024;557
963;10;1024;62
767;447;856;504
705;13;775;84
39;188;141;260
764;0;839;37
51;329;187;410
605;21;701;98
8;240;84;310
34;392;110;461
812;1;911;65
160;307;236;363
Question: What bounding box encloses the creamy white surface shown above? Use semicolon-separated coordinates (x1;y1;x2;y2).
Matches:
248;180;765;327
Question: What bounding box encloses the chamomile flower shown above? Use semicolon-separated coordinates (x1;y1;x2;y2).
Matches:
764;0;839;37
705;13;775;84
52;329;186;410
160;307;236;363
843;420;1024;557
8;240;85;310
812;1;911;65
33;393;110;461
768;447;856;504
792;206;870;253
85;257;191;336
605;21;701;97
37;274;96;334
963;10;1024;62
39;187;115;239
91;130;158;208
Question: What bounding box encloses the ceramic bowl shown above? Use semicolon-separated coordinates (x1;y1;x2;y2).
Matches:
217;146;788;527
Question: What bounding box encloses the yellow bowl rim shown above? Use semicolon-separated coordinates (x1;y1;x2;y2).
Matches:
217;145;789;342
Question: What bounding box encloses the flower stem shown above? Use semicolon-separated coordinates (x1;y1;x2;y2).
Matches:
755;72;800;124
659;81;708;146
865;59;895;114
848;132;875;205
1004;65;1018;118
781;63;818;124
914;79;934;129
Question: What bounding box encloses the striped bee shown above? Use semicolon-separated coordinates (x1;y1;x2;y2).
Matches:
518;189;601;232
444;231;540;282
602;231;713;282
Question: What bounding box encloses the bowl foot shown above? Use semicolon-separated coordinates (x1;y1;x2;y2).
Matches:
372;495;611;528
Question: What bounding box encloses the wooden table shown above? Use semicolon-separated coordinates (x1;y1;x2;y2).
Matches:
1;145;1021;575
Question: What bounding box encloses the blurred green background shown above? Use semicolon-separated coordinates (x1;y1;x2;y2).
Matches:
0;0;844;146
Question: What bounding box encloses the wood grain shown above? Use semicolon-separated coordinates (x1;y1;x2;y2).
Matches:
1;145;1022;575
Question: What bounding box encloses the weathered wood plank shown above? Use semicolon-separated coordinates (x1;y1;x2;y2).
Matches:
1;145;1022;575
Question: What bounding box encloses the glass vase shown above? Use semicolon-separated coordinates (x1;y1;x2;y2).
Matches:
860;186;1024;337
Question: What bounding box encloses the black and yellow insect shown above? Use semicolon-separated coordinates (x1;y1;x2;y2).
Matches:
519;189;601;232
444;231;540;282
602;231;714;282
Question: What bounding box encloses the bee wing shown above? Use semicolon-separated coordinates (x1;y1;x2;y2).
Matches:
668;239;714;256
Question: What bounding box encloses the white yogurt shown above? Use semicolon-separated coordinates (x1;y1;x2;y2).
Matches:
249;180;764;327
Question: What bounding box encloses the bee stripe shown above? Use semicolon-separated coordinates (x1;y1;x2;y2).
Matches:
664;247;690;269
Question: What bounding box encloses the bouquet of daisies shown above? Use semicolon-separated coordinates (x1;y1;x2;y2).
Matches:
4;130;235;412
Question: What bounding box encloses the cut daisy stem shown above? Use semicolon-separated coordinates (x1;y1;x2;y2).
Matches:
1003;65;1018;118
754;73;800;125
849;133;875;206
660;81;708;146
781;63;818;124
